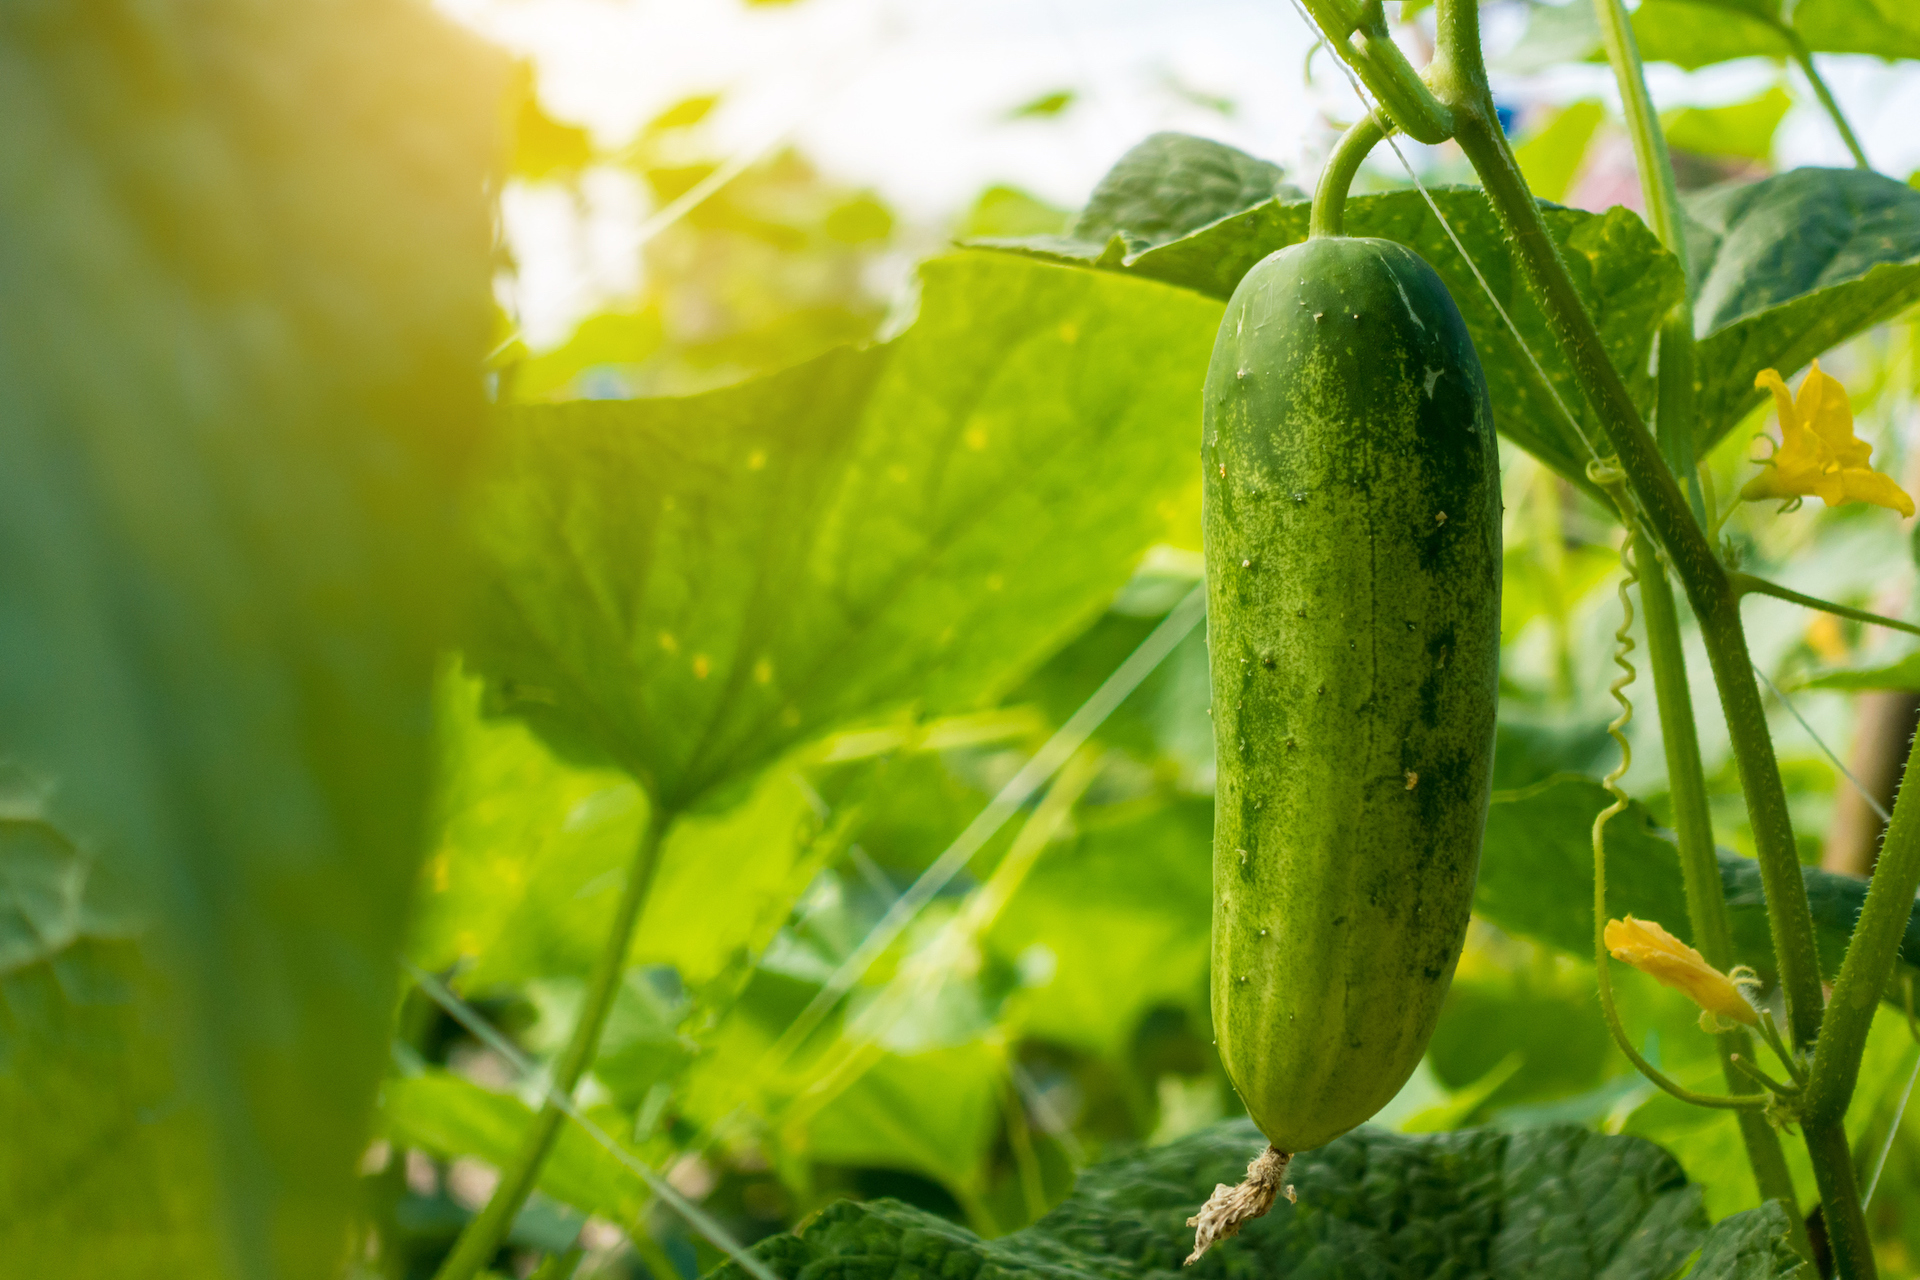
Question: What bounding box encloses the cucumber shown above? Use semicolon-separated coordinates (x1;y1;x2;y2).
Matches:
1202;236;1501;1155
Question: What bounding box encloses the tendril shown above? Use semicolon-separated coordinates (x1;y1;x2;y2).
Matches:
1585;459;1770;1113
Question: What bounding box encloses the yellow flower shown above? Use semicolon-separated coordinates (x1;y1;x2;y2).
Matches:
1740;361;1914;517
1604;916;1759;1028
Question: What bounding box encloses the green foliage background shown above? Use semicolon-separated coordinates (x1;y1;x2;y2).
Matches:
10;3;1920;1279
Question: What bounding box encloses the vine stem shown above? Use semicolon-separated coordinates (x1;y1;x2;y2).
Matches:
1782;31;1871;170
1639;551;1811;1253
1310;112;1387;239
1427;0;1828;1055
1589;0;1808;1256
432;805;677;1280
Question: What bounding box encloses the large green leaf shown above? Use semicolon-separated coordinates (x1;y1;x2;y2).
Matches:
976;185;1682;497
1687;168;1920;450
1633;0;1920;69
0;5;497;1277
1477;768;1920;981
706;1118;1737;1280
411;666;842;993
468;253;1221;807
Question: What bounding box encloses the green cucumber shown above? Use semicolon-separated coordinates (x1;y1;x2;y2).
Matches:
1203;235;1501;1155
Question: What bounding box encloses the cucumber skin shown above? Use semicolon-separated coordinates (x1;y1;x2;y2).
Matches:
1202;237;1501;1154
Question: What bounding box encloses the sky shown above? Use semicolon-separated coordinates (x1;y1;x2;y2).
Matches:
435;0;1920;346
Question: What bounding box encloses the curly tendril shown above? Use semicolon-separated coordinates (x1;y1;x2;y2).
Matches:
1584;459;1770;1113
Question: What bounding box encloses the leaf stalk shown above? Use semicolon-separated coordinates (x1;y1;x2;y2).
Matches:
431;805;677;1280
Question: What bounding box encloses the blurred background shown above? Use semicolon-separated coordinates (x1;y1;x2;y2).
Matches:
367;1;1920;1276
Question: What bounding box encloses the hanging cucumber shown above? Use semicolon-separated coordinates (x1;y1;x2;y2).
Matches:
1187;116;1501;1262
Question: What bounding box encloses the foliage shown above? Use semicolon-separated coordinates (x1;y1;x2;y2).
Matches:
0;3;500;1277
15;3;1920;1279
708;1119;1803;1280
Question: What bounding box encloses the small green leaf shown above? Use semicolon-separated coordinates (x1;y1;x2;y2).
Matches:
705;1119;1711;1279
1803;649;1920;692
1664;87;1792;163
1008;89;1076;120
1069;132;1304;253
1687;168;1920;452
1516;100;1606;203
468;253;1222;807
381;1069;650;1219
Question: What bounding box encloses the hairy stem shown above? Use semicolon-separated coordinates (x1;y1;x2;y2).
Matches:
1806;732;1920;1125
1438;87;1827;1056
1734;573;1920;640
433;808;676;1280
1640;553;1811;1258
1806;1119;1875;1278
1590;0;1806;1253
1311;111;1388;239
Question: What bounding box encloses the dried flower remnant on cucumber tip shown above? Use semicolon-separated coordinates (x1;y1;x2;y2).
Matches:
1740;362;1915;518
1185;1145;1294;1265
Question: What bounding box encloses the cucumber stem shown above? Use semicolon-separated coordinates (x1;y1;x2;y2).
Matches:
1310;112;1388;239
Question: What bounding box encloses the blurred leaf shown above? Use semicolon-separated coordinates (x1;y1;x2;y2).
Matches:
1803;648;1920;690
1499;1;1604;75
1688;168;1920;451
468;253;1221;808
1688;1201;1809;1278
958;186;1071;240
1069;132;1304;253
0;6;497;1276
510;309;666;403
381;1069;650;1219
1634;0;1920;69
798;1041;1004;1216
823;193;893;244
1009;90;1076;119
987;797;1213;1057
1477;774;1920;981
1663;87;1792;163
980;181;1682;498
413;667;840;993
645;94;722;135
1515;100;1605;203
509;71;594;182
708;1119;1714;1279
1632;0;1794;68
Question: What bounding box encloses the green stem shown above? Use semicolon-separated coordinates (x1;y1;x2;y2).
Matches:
1311;112;1388;238
1297;0;1455;143
1589;1;1807;1252
1782;30;1871;171
1805;1119;1875;1278
1733;573;1920;640
432;807;676;1280
1590;0;1704;515
1433;56;1828;1059
1806;731;1920;1125
1641;552;1811;1259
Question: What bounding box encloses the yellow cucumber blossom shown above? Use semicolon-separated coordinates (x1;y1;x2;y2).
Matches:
1740;361;1914;518
1604;915;1760;1029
